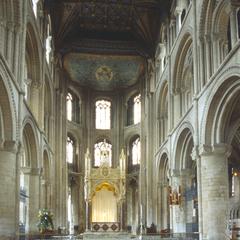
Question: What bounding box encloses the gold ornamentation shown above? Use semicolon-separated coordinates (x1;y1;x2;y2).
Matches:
95;65;113;81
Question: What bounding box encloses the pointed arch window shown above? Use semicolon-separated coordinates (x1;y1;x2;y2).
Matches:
45;18;52;64
66;92;80;123
32;0;38;17
95;100;111;129
66;93;73;121
66;136;74;164
133;94;141;124
127;93;141;125
94;140;112;167
131;137;141;165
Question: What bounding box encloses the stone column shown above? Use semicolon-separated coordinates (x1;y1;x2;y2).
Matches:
204;34;212;81
200;144;231;240
13;24;20;77
212;33;221;72
6;21;14;69
171;170;186;233
0;141;18;239
119;199;125;231
191;147;203;240
0;20;6;54
175;9;182;34
28;168;40;232
162;182;170;230
199;37;205;88
85;201;91;231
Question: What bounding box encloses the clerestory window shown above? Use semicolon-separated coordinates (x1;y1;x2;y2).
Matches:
95;100;111;129
131;137;141;165
66;136;74;164
127;93;141;126
66;92;80;123
133;94;141;124
66;93;73;121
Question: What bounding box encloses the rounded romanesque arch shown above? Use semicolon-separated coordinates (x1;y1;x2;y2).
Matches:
22;120;39;168
201;71;240;146
172;122;194;170
25;21;42;122
20;119;40;233
171;124;198;233
172;33;193;119
198;0;215;37
172;33;193;92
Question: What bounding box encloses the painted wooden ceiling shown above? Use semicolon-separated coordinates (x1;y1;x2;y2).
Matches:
45;0;171;90
64;53;144;91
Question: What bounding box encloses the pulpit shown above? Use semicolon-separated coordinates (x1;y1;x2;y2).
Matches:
84;148;126;232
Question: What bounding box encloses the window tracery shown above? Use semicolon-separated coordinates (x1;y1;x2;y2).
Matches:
95;100;111;129
127;94;141;125
94;139;112;167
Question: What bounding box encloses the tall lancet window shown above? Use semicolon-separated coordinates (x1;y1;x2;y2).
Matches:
32;0;38;17
131;137;141;165
95;100;111;129
133;94;141;124
66;136;74;164
94;139;112;167
66;93;73;121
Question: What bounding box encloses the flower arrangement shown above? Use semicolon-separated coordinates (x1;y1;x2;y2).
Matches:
37;209;54;233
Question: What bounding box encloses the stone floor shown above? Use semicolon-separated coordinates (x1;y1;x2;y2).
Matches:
19;232;199;240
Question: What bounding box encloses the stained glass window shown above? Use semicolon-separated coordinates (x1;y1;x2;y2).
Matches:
132;137;140;165
95;100;111;129
133;94;141;124
66;136;74;164
32;0;38;17
94;140;112;167
66;93;73;121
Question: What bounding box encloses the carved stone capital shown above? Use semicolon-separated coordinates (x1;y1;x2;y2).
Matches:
2;140;18;153
199;143;232;157
171;169;180;177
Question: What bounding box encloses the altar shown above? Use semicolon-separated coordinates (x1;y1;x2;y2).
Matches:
84;148;126;233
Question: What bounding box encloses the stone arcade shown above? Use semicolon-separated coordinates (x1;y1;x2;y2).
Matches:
0;0;240;240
